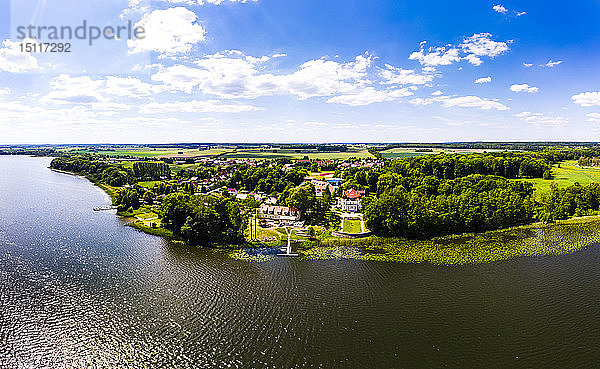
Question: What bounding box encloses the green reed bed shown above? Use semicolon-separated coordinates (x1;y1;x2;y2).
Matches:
230;217;600;265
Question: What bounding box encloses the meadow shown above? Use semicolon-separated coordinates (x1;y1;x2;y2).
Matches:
62;147;232;158
222;149;373;160
379;147;512;159
523;160;600;196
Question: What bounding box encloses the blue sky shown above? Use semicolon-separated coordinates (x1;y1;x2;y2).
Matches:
0;0;600;144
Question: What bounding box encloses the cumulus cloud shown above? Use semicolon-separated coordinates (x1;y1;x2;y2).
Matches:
281;55;372;100
409;46;461;67
475;77;492;84
461;33;509;62
410;34;509;67
431;90;443;96
0;39;40;73
572;92;600;107
151;51;399;104
41;74;108;105
510;84;538;93
493;4;508;14
128;7;206;55
379;65;435;85
437;95;509;110
515;112;568;127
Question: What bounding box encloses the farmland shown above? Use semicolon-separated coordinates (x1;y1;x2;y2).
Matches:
523;160;600;196
223;148;373;160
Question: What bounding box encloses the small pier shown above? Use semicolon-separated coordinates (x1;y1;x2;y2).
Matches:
94;205;117;211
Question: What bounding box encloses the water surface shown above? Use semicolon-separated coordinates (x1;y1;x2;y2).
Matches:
1;156;599;368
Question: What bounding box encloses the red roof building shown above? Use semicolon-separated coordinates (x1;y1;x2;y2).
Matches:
343;189;365;199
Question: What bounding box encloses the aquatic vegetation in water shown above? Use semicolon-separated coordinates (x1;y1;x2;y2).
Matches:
230;218;600;265
229;247;281;262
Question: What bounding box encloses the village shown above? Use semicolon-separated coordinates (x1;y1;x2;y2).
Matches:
110;154;383;242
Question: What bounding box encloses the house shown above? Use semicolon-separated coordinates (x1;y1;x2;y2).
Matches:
327;177;343;187
312;180;335;197
338;188;365;213
259;205;301;226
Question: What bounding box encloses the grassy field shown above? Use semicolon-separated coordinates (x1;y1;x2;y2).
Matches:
522;160;600;196
342;219;362;234
223;149;373;160
379;147;512;159
62;147;232;158
380;148;439;159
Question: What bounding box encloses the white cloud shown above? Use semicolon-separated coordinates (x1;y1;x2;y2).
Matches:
515;112;568;127
409;98;434;106
409;46;461;66
152;52;378;102
510;83;538;93
543;60;563;67
122;0;257;17
516;11;527;16
475;77;492;84
461;33;509;60
411;34;509;67
587;113;600;123
437;95;509;110
493;4;508;14
523;62;533;67
0;39;40;73
0;87;11;96
104;77;154;97
380;65;435;85
572;92;600;107
128;7;206;55
281;55;372;99
431;90;443;96
165;0;257;5
41;74;108;105
304;121;328;127
326;87;412;106
139;100;262;114
464;54;483;66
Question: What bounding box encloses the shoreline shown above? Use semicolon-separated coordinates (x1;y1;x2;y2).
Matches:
51;166;600;263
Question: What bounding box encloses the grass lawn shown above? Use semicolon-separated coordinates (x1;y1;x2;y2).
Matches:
521;160;600;197
342;219;362;234
137;181;161;189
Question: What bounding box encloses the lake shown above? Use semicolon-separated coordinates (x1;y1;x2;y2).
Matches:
1;156;599;368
